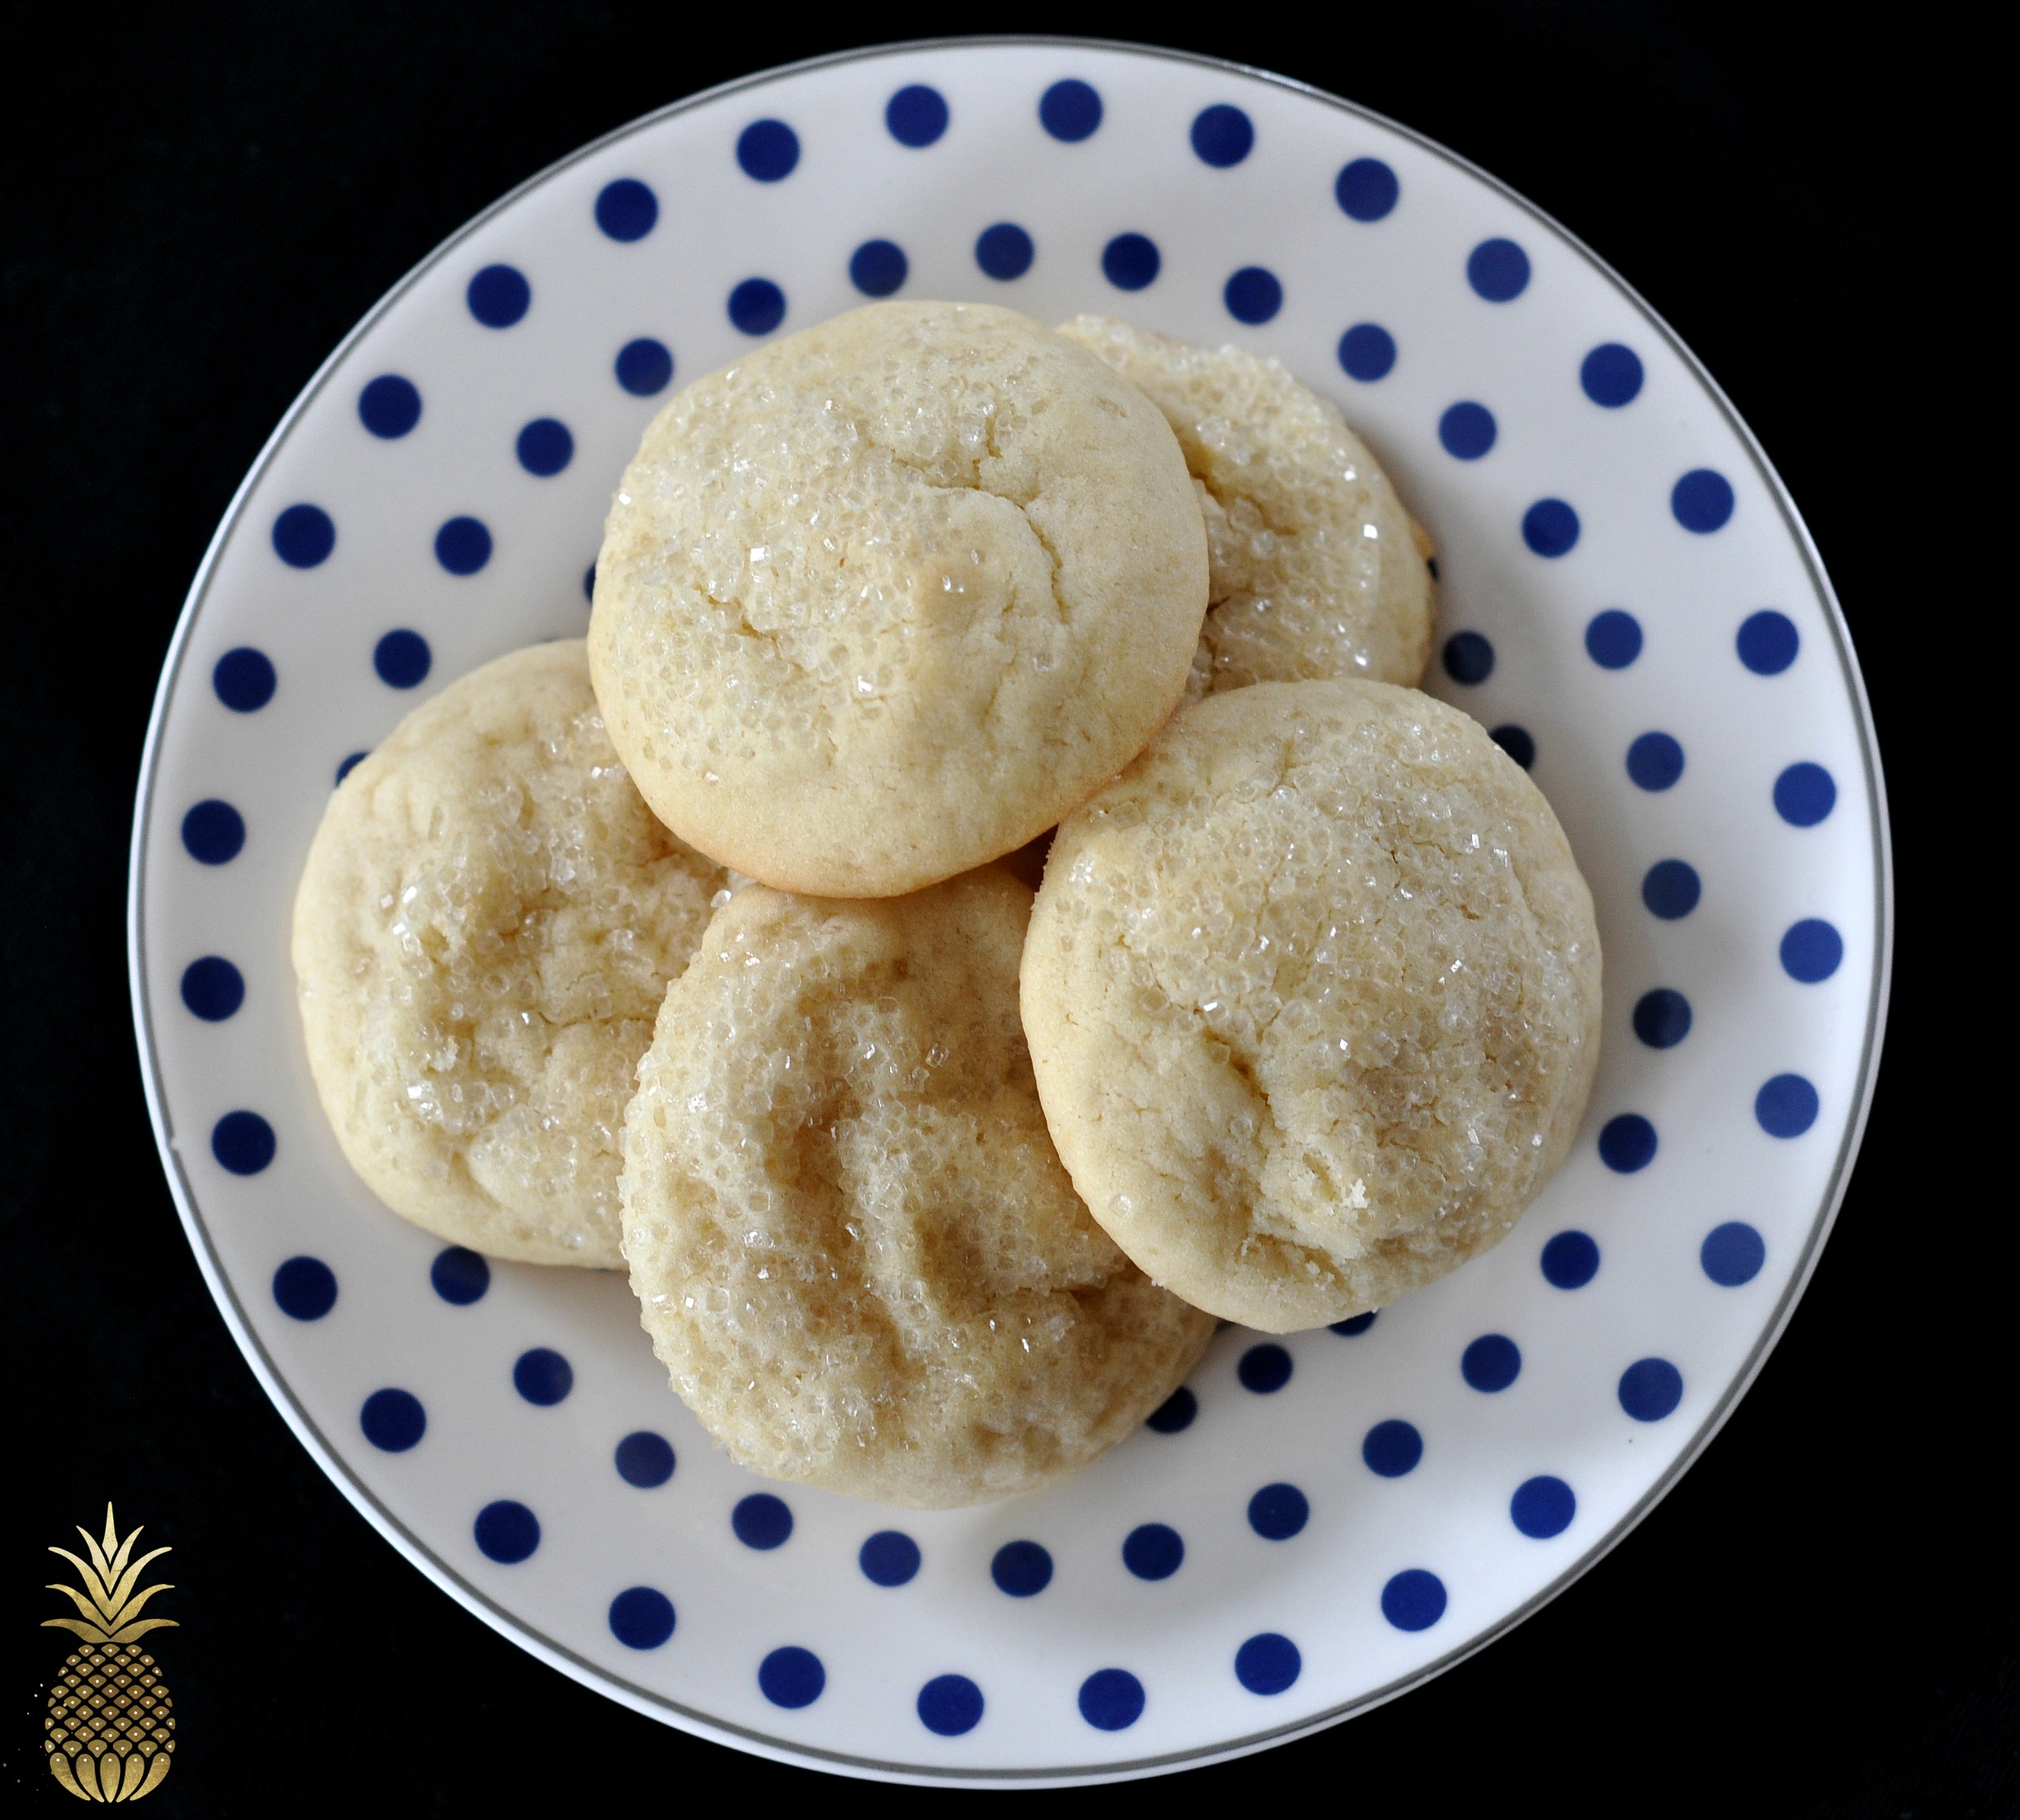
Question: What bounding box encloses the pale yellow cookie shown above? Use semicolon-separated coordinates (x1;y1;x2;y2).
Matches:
292;640;727;1266
1056;316;1435;698
1021;680;1601;1332
590;301;1208;897
620;868;1215;1507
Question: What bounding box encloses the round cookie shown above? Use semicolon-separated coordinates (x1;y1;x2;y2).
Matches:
620;867;1216;1507
1021;680;1601;1332
590;300;1208;898
293;640;728;1267
1056;316;1435;698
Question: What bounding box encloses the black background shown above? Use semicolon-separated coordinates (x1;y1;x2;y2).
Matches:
0;3;2003;1813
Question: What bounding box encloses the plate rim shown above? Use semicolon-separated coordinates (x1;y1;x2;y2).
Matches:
125;33;1895;1787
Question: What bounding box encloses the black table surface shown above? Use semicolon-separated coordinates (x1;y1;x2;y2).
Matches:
0;5;2003;1813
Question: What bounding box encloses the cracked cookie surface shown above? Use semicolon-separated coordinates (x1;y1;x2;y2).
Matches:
590;301;1207;896
1021;680;1601;1331
292;640;727;1266
620;867;1215;1506
1057;316;1435;698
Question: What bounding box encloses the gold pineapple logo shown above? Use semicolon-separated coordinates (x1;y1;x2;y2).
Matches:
41;1507;177;1802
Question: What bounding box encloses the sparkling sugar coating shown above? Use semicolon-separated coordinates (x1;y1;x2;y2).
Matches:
620;868;1215;1507
589;301;1208;898
1021;681;1602;1332
292;641;727;1266
1055;315;1435;698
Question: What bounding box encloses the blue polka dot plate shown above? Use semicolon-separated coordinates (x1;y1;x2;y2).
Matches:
128;39;1889;1785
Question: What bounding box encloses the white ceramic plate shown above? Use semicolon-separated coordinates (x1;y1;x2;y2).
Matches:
128;38;1889;1786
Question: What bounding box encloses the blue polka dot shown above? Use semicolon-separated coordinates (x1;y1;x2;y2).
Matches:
467;264;530;328
1756;1073;1819;1138
434;516;491;575
594;178;657;241
360;1388;426;1453
1442;630;1494;684
991;1541;1052;1597
1338;323;1396;382
975;222;1035;281
1672;468;1735;532
1362;1419;1422;1478
1632;988;1692;1049
337;751;367;784
1737;609;1800;675
1618;1359;1683;1423
736;119;799;181
1336;156;1400;221
272;1255;336;1320
615;1431;675;1487
512;1347;572;1406
1461;1334;1521;1392
733;1493;793;1551
860;1530;921;1586
1490;724;1535;769
475;1502;539;1564
1598;1113;1657;1173
1123;1523;1183;1581
887;84;948;147
1040;79;1101;141
1145;1386;1197;1433
1774;762;1836;827
917;1674;983;1736
1224;266;1282;325
1511;1476;1576;1538
1381;1569;1448;1631
431;1246;489;1305
608;1586;674;1649
1439;402;1496;460
180;956;244;1021
1191;104;1253;167
272;503;334;569
1238;1344;1292;1393
1248;1483;1309;1541
1580;343;1643;407
583;565;596;603
1626;732;1684;792
1103;233;1160;291
1585;609;1643;668
1331;1311;1378;1335
1701;1221;1766;1286
1523;498;1580;557
212;646;276;712
516;418;573;476
358;374;422;439
211;1110;274;1176
180;796;243;860
1468;238;1530;301
1780;919;1844;983
1235;1633;1301;1694
850;239;908;298
1079;1668;1145;1731
374;629;432;689
1642;859;1701;920
1541;1230;1599;1289
759;1646;825;1708
728;278;786;336
615;337;673;396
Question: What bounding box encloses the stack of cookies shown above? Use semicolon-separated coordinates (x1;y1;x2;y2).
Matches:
294;302;1601;1509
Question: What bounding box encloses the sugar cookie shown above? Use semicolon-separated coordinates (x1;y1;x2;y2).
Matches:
1056;316;1435;698
620;867;1215;1506
293;640;727;1266
590;301;1208;897
1021;680;1601;1331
